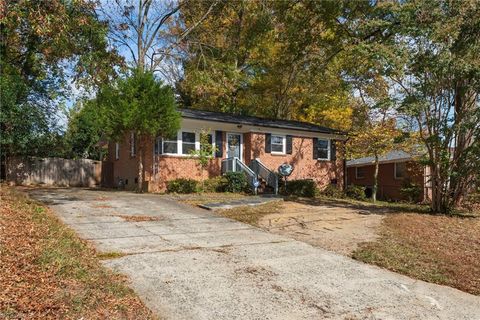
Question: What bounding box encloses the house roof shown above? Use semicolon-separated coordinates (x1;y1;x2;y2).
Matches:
179;108;343;135
346;150;415;167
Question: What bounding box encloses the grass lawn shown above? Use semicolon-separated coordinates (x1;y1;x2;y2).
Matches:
0;186;155;319
353;213;480;295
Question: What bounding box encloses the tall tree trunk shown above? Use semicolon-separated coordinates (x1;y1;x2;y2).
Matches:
430;164;444;213
137;137;144;193
373;154;379;203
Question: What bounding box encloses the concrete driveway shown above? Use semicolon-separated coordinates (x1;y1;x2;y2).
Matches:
29;188;480;320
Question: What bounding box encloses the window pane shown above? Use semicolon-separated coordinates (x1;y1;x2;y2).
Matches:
163;142;177;154
272;135;283;144
182;143;195;155
318;149;328;159
357;167;365;178
182;132;195;143
317;139;328;149
396;162;406;178
272;144;284;152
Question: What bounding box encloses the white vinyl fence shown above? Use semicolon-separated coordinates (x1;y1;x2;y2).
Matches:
6;157;102;187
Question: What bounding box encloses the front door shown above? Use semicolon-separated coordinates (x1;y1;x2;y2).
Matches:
226;133;242;160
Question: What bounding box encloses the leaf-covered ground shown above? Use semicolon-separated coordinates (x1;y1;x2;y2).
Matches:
353;213;480;295
0;186;155;319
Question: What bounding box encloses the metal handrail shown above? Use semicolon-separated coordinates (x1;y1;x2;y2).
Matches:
250;158;278;194
221;157;258;193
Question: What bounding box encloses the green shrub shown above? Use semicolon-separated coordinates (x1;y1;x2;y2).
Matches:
345;185;366;201
166;178;198;194
224;172;248;193
322;184;345;198
202;176;228;193
400;180;422;203
283;179;318;197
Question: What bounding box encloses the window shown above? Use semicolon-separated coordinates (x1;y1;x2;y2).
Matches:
355;167;365;179
130;132;136;156
163;133;178;154
316;139;330;160
395;162;406;179
115;142;120;160
271;135;286;154
154;136;162;155
157;130;213;156
181;131;196;155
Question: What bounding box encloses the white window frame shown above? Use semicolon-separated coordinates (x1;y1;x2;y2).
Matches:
161;130;215;157
271;134;286;154
394;162;406;180
181;131;197;155
115;142;120;160
130;132;136;157
355;166;365;179
317;138;330;161
162;132;180;156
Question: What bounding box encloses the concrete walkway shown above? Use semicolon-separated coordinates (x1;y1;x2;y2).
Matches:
29;188;480;320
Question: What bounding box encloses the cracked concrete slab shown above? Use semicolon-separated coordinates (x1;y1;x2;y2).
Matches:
29;188;480;320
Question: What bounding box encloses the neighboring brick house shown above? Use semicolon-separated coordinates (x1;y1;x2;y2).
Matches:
346;151;431;202
106;109;346;192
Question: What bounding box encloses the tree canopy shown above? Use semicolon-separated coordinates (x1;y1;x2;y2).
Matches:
1;0;121;158
96;70;180;191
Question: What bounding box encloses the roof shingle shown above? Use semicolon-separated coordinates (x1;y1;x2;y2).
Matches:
180;108;343;135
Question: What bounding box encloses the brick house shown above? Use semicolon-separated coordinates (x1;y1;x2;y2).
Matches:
346;150;431;202
106;109;346;193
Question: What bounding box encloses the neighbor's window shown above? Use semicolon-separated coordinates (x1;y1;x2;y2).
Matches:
163;133;178;154
355;166;365;179
115;142;120;160
316;139;330;160
271;135;286;154
130;132;136;156
181;131;196;155
395;162;406;179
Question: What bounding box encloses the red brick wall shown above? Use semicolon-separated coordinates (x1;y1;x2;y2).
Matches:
107;134;139;190
247;132;344;190
109;131;344;192
346;161;425;201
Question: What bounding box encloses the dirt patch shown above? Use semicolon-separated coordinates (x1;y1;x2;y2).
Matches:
177;192;249;207
0;186;155;319
353;213;480;295
256;202;383;255
215;202;283;226
214;200;383;256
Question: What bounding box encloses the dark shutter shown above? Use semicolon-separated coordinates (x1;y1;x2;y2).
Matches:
265;133;271;153
215;131;223;158
286;135;293;154
312;138;318;159
331;140;337;161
